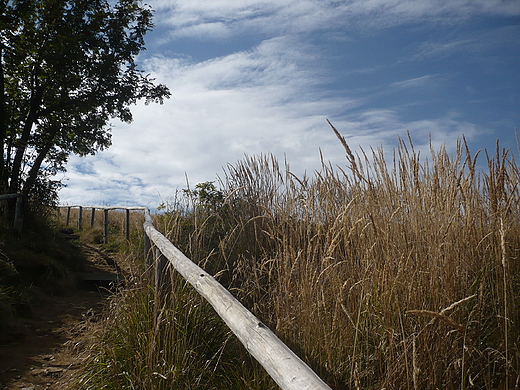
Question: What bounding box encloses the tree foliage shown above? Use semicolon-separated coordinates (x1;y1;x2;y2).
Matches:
0;0;170;202
183;181;225;212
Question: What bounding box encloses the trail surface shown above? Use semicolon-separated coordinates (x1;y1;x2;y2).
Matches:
0;244;119;390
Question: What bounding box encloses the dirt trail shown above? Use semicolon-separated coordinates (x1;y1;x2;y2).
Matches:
0;245;119;390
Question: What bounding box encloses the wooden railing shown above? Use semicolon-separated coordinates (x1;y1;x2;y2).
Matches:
58;205;147;243
60;205;332;390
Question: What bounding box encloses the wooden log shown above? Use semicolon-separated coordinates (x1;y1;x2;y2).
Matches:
143;211;331;390
103;208;109;244
0;194;22;200
58;205;147;212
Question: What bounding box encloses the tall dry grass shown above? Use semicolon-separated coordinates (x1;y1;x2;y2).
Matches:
158;131;519;389
76;275;277;390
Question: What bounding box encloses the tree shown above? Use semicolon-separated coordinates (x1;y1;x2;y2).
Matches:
0;0;170;201
183;181;225;213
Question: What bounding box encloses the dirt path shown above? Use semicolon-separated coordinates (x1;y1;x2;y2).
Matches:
0;245;119;390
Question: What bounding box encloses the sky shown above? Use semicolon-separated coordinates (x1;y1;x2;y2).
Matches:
57;0;520;207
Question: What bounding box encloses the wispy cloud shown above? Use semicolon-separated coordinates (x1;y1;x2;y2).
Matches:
59;51;478;206
389;75;443;90
411;24;520;63
414;38;478;60
151;0;520;41
173;22;232;40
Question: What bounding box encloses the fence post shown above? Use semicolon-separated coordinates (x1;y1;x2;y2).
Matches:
90;207;96;227
154;247;171;321
104;208;109;244
13;195;23;234
78;206;83;230
144;232;153;279
66;207;71;226
125;209;130;241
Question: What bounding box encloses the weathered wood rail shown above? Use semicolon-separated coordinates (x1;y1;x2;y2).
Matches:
59;204;332;390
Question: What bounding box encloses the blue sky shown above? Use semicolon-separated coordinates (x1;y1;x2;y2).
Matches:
58;0;520;207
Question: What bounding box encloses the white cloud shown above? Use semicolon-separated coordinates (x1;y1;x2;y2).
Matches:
56;0;498;207
414;38;478;60
59;37;349;206
59;47;479;206
412;24;520;64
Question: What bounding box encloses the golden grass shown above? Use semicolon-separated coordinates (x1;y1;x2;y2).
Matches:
157;130;519;389
63;129;519;389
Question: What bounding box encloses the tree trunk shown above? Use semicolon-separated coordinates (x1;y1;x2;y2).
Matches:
8;118;34;192
8;84;42;193
22;126;59;196
0;45;6;192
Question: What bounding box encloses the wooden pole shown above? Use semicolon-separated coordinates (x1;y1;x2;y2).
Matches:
154;247;171;322
90;207;96;227
125;209;130;241
103;208;109;244
78;206;83;230
66;207;71;226
144;232;153;279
